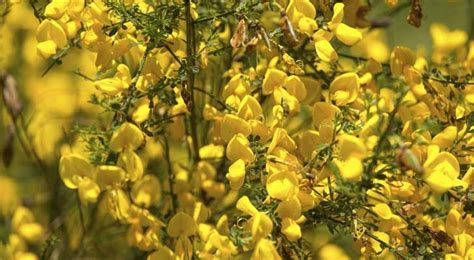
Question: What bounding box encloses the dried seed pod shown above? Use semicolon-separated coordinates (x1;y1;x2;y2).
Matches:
230;19;248;48
407;0;422;28
395;145;423;174
245;36;260;53
181;81;193;112
423;226;454;247
256;24;272;49
280;11;299;46
1;72;22;119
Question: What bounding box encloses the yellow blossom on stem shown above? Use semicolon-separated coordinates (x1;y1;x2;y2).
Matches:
423;145;464;193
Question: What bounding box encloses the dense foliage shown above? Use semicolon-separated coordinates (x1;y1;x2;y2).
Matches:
0;0;473;259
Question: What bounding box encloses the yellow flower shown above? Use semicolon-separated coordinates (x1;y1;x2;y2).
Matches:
432;126;458;150
286;0;316;29
199;144;224;159
175;235;193;259
109;122;144;152
369;231;390;255
334;157;363;182
94;64;131;96
390;46;416;76
329;72;360;106
276;197;302;220
252;239;281;260
266;171;299;201
44;0;69;19
262;69;287;95
167;212;197;237
250;120;272;143
298;17;318;36
12;207;44;244
226;133;255;163
193;202;210;224
226;159;246;191
352;29;390;63
250;212;274;241
131;175;161;208
281;218;301;241
372;203;392;220
390;181;415;198
446;233;474;259
268;128;297;154
284;76;307;101
312;102;340;129
431;23;468;51
148;247;178;260
77;178;101;204
298;130;327;162
222;73;251;99
117;149;144;182
96;166;126;189
328;3;362;46
462;167;474;186
236;196;259;216
337;134;367;160
59;153;100;203
333;23;362;46
423;146;464;193
216;215;230;235
237;95;263;120
198;229;237;258
446;208;465;236
221;114;252;142
319;244;349;260
59;154;94;189
377;88;396;112
272;87;301;114
314;39;337;62
36;19;68;59
236;196;273;241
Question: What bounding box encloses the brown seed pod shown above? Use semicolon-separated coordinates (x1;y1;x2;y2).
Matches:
423;226;454;247
395;145;424;174
181;81;193;112
245;36;260;53
230;19;248;48
1;72;22;119
256;24;272;49
407;0;422;28
280;11;299;46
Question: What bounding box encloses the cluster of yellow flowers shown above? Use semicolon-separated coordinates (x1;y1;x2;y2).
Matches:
1;0;473;259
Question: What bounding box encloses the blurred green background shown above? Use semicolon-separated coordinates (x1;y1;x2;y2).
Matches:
372;0;473;50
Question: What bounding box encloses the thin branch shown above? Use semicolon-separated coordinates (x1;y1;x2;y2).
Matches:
194;87;234;111
185;0;201;162
162;135;177;214
163;44;183;66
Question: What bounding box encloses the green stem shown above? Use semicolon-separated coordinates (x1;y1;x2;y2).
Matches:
185;0;201;163
366;87;408;174
162;135;177;214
